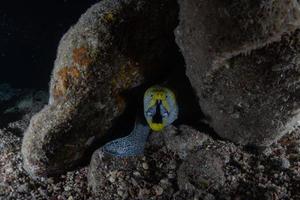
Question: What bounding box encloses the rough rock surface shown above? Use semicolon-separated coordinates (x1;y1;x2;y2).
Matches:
87;125;203;199
176;0;300;146
87;124;300;199
177;150;227;192
22;0;180;178
163;125;208;159
2;94;300;199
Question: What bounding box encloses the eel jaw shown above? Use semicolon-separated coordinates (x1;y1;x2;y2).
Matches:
149;122;164;132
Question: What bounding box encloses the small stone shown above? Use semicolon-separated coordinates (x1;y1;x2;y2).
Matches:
280;157;290;169
117;190;124;197
138;188;150;197
262;147;272;156
64;186;71;192
47;178;54;184
109;176;116;183
17;183;29;193
160;178;170;186
168;173;176;179
53;185;60;191
153;185;164;196
57;195;65;200
0;185;9;196
142;162;149;170
169;162;177;170
131;178;138;186
272;157;290;169
258;165;265;170
204;193;215;200
133;171;141;177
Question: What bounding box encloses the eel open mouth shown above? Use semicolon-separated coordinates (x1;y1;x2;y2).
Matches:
152;100;163;124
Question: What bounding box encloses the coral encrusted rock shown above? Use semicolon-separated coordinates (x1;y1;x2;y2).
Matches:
22;0;179;178
176;0;300;146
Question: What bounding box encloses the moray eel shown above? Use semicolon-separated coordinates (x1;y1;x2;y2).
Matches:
103;85;178;157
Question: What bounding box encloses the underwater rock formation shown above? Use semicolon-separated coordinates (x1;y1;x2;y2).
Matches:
88;125;209;198
176;0;300;146
22;0;179;178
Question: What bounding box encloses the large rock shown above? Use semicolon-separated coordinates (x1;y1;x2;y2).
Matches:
163;125;208;159
22;0;180;178
176;0;300;146
177;150;226;191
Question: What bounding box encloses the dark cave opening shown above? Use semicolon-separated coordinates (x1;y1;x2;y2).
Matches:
82;33;218;167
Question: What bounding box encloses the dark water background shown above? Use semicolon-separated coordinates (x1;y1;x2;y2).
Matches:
0;0;99;89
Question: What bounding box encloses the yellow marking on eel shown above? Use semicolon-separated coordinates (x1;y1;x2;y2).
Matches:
149;123;165;132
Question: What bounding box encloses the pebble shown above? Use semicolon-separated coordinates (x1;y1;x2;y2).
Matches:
169;163;177;170
168;173;176;179
258;165;265;170
17;184;29;193
272;157;291;169
138;188;150;197
133;171;141;176
204;193;215;200
160;178;170;186
64;186;71;192
117;190;124;196
68;196;74;200
132;180;139;188
53;185;60;191
280;157;291;169
0;185;8;196
153;185;164;196
109;176;116;183
57;195;65;200
142;162;149;170
47;178;54;184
